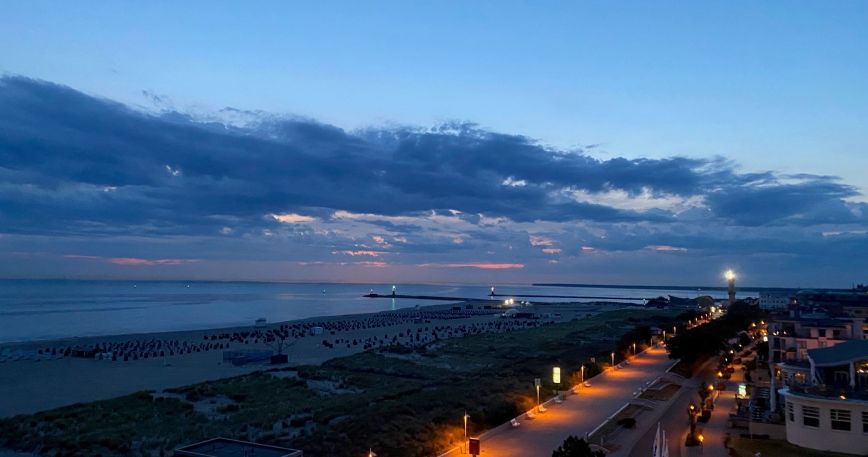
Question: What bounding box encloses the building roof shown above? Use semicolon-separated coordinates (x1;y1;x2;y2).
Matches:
807;340;868;366
175;438;302;457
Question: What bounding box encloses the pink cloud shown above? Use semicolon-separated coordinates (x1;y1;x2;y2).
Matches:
645;245;688;252
332;250;381;257
529;235;555;247
418;262;524;270
542;248;561;254
110;257;200;266
63;254;102;260
354;261;388;268
270;213;317;224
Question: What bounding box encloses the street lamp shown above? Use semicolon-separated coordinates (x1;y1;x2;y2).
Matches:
632;342;636;356
463;411;469;452
580;365;585;384
611;351;615;368
534;378;541;413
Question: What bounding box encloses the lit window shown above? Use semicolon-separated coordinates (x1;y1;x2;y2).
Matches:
830;409;851;431
787;401;794;422
802;405;819;428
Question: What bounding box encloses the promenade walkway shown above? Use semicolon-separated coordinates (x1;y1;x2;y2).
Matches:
626;351;751;457
475;346;677;457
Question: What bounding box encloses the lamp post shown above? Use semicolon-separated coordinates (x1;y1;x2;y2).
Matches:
463;411;469;453
632;342;636;356
534;378;541;413
611;352;615;368
687;401;699;442
580;365;585;384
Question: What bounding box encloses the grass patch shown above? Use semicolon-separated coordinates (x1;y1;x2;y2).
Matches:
639;383;681;402
588;403;650;445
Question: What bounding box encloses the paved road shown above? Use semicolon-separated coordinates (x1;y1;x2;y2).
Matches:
476;346;677;457
626;353;750;457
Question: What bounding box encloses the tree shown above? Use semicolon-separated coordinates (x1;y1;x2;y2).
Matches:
552;435;605;457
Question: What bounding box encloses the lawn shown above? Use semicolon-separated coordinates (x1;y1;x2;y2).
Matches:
638;383;681;402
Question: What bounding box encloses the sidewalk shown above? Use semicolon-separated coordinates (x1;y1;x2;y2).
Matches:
473;346;677;457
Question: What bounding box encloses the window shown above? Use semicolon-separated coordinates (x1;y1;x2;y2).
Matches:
862;411;868;433
787;401;794;422
819;329;827;337
802;405;819;427
830;409;851;431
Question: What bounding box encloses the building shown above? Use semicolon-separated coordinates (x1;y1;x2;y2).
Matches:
759;291;791;310
768;315;863;364
779;340;868;455
175;437;303;457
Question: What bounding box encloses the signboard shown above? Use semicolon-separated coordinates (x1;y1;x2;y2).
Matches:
553;367;561;384
468;438;480;456
534;378;541;387
737;383;747;399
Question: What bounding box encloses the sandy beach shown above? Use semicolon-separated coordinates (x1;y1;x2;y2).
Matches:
0;300;608;417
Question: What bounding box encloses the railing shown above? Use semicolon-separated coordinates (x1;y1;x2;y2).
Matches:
785;384;868;401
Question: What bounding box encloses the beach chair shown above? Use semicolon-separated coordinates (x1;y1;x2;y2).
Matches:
526;411;536;420
510;418;520;428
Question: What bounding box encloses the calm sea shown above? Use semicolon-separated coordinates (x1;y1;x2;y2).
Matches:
0;280;744;343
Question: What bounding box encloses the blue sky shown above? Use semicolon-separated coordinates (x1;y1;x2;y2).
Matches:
1;2;867;286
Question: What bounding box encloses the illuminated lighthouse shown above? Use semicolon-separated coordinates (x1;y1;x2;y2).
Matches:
725;270;736;306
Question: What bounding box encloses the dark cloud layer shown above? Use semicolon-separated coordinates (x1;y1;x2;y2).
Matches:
1;76;866;285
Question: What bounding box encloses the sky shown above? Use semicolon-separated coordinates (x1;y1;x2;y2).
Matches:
1;1;867;287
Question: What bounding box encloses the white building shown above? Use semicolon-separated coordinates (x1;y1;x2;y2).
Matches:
779;340;868;455
759;291;791;310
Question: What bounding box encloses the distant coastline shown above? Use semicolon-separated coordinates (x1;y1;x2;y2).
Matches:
533;283;853;293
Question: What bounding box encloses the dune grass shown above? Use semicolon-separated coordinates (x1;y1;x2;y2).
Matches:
0;308;680;457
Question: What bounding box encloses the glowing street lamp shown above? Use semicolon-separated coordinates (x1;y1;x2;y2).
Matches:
632;342;637;356
534;378;541;412
463;411;469;451
611;352;615;368
580;365;585;384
